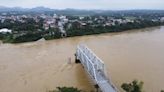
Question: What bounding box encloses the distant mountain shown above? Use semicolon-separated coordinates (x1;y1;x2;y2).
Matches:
0;6;164;15
0;6;28;12
30;6;54;12
12;7;28;11
0;6;99;15
0;6;12;11
0;6;54;12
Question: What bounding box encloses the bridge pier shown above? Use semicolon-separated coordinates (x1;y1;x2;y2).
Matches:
75;54;81;63
94;84;100;92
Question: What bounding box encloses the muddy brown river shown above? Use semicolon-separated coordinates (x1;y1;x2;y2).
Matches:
0;26;164;92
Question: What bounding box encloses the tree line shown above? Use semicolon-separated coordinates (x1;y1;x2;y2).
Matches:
0;18;164;43
50;80;163;92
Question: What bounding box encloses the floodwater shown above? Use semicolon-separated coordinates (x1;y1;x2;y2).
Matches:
0;26;164;92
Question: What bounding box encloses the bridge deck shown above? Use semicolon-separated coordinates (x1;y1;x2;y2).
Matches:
99;82;116;92
96;67;116;92
76;44;117;92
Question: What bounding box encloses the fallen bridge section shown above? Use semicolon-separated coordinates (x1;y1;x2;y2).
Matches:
75;44;118;92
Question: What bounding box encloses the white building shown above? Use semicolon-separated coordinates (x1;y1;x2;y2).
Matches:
160;17;164;22
79;16;85;20
0;28;12;33
59;15;66;19
53;14;58;18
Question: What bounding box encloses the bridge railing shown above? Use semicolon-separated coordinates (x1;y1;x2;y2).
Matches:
76;44;119;92
76;44;109;83
78;45;105;71
76;45;97;82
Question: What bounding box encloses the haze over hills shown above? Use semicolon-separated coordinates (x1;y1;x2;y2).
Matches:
0;6;54;12
0;6;164;15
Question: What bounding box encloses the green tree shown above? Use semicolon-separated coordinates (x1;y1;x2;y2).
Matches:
49;87;82;92
121;80;144;92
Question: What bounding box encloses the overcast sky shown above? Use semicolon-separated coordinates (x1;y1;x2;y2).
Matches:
0;0;164;10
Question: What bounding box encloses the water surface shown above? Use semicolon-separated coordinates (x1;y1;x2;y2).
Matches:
0;26;164;92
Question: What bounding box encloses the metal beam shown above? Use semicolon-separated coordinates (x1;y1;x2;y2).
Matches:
75;44;118;92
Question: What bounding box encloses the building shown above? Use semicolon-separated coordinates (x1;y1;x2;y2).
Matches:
0;28;12;33
160;17;164;22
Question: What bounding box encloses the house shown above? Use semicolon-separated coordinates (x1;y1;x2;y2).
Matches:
160;17;164;22
0;28;12;33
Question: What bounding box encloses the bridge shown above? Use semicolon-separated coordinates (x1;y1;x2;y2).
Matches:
75;44;118;92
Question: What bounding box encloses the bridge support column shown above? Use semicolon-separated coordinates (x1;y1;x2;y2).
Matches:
94;84;100;92
75;54;81;63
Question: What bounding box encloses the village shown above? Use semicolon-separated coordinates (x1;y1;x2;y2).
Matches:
0;12;164;43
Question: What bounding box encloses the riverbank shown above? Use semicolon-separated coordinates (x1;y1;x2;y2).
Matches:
0;21;164;43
